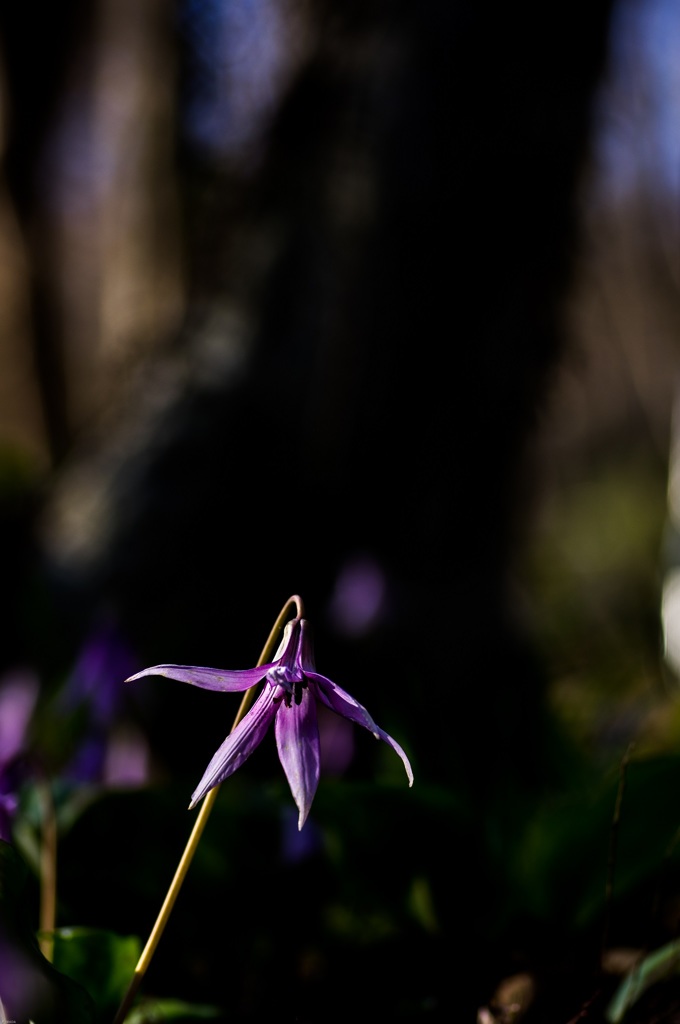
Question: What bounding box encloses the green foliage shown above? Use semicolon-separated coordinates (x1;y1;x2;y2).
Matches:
124;998;222;1022
49;927;141;1022
606;938;680;1022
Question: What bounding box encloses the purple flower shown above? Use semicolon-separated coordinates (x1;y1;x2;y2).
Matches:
61;614;140;726
0;670;39;842
59;613;150;787
127;617;413;828
0;926;51;1020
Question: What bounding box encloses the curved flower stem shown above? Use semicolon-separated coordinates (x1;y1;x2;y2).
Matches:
38;779;57;962
112;595;304;1024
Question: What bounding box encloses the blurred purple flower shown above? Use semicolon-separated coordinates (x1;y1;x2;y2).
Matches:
280;804;323;864
61;614;139;725
328;554;390;637
127;617;413;829
0;926;51;1019
61;613;149;787
317;704;354;776
0;670;39;842
102;723;149;786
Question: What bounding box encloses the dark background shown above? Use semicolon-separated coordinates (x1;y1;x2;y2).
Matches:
3;1;680;1020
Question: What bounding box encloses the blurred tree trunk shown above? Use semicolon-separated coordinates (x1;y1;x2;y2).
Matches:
81;0;615;783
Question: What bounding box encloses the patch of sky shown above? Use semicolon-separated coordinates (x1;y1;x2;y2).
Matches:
592;0;680;204
178;0;293;160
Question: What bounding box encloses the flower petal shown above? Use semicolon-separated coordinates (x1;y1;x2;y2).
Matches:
0;671;39;764
189;683;279;806
309;673;414;787
298;619;317;672
125;663;273;692
273;619;299;665
275;686;320;830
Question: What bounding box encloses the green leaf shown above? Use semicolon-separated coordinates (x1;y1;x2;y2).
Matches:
124;998;222;1022
606;938;680;1022
49;926;141;1022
